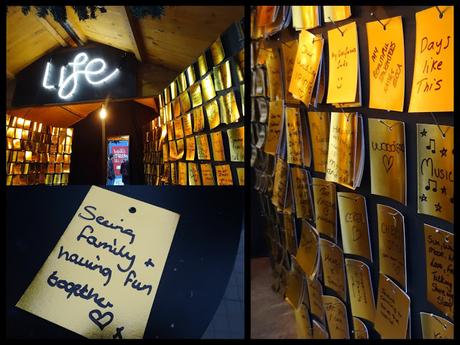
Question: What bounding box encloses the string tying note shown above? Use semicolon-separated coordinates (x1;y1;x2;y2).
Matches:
328;16;344;36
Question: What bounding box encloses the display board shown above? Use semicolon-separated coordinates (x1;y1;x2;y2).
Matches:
251;6;454;339
144;19;245;186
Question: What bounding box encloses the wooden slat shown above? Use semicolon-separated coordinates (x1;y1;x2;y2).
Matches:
36;16;68;47
120;6;143;61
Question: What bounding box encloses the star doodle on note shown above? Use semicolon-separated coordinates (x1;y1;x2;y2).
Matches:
420;128;427;137
440;147;447;157
144;258;155;268
441;186;447;195
419;194;427;202
434;202;442;212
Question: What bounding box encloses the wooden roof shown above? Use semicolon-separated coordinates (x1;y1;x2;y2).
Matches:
6;6;244;93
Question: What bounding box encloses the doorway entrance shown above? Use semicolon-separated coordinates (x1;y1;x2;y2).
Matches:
107;135;129;185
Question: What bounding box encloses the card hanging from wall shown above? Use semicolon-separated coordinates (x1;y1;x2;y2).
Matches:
377;204;406;291
190;83;203;108
266;48;283;100
210;131;226;162
272;158;288;210
283;212;297;255
295;221;319;279
312;177;337;242
291;6;320;30
290;167;314;220
204;99;220;130
368;118;406;204
196;134;211;160
420;312;453;339
326;112;364;189
366;15;405;112
264;100;283;155
322;295;350;339
200;163;215;186
280;38;299;104
345;258;376;323
193;107;205;133
173;98;181;119
288;31;324;107
185;136;195;161
374;273;411;339
186;65;196;86
197;54;208;78
187;162;201;186
319;238;346;301
326;21;361;107
201;74;216;103
220;90;241;124
215;164;233;186
323;6;351;22
170;80;177;100
417;123;453;223
423;224;453;319
226;126;244;162
337;192;372;261
210;37;225;66
307;112;329;173
294;305;312;339
178;161;187;185
182;114;193;137
284;261;304;310
312;320;329;339
409;6;453;112
285;107;311;167
16;186;180;339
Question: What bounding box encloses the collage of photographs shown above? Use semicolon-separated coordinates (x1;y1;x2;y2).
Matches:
5;5;454;340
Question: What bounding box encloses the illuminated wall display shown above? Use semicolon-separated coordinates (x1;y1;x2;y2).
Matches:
12;45;137;107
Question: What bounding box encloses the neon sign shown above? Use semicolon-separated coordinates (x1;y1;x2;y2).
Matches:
42;52;120;99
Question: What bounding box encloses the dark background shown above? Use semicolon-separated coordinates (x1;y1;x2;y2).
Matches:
70;100;154;185
6;186;244;339
12;44;137;108
250;5;455;339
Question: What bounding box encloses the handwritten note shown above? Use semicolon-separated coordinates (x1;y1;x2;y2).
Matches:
182;113;193;137
205;99;220;130
353;317;369;339
283;213;297;255
16;186;180;339
186;65;196;86
201;74;216;103
223;90;241;124
377;204;406;290
173;118;184;140
326;112;363;189
170;162;177;184
200;163;215;186
294;305;312;339
210;131;226;161
272;158;288;209
266;48;283;101
337;192;372;261
196;134;211;160
307;278;325;324
213;66;223;92
187;162;201;186
420;312;453;339
374;273;411;339
220;60;232;90
178;161;187;185
280;39;299;103
417;124;453;223
284;265;303;309
285;107;303;165
193;107;205;133
307;112;329;173
291;167;314;220
264;100;283;155
190;83;202;108
366;16;405;111
345;259;376;322
173;98;181;119
368;118;406;204
210;37;225;65
179;91;191;114
327;21;360;104
312;178;336;242
215;164;233;186
319;238;346;301
322;295;350;339
295;221;319;279
236;167;244;186
424;224;453;319
409;6;453;112
312;320;329;339
226;126;244;162
197;54;208;77
289;30;323;106
185;136;195;161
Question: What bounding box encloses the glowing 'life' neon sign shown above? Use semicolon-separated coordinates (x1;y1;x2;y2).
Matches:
42;52;120;100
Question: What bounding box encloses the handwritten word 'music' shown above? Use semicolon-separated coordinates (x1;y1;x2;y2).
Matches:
415;36;451;94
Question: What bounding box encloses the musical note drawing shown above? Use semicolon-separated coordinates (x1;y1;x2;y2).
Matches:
425;178;438;192
426;138;436;153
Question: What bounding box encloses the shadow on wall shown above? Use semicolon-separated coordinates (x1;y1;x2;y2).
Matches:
69;100;155;185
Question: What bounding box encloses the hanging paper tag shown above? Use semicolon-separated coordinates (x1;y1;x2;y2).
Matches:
352;317;369;339
312;178;337;242
319;238;346;301
420;312;453;339
295;221;319;279
322;295;350;339
16;186;180;339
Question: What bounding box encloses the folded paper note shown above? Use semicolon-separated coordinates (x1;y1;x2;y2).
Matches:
322;295;350;339
312;178;337;242
420;312;453;339
16;186;180;339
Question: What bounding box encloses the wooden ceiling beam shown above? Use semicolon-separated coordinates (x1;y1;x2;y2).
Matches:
120;6;143;62
36;16;68;47
138;62;178;96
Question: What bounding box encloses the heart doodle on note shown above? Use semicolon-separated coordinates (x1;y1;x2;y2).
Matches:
382;154;394;173
89;309;114;331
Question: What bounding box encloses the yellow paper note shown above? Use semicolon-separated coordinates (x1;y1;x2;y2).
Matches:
409;6;454;112
264;100;283;155
179;91;191;113
210;131;226;161
190;83;203;108
417;124;453;223
289;30;323;106
280;39;299;104
292;6;320;30
294;305;313;339
187;162;201;186
295;221;319;279
307;112;329;173
205;99;220;130
226;126;244;162
200;163;215;186
322;295;350;339
420;312;454;339
215;164;233;186
16;186;180;339
319;238;346;301
196;134;211;160
185;136;195;161
182;113;193;137
367;16;405;111
178;161;187;185
193;107;205;133
353;317;369;339
266;48;283;101
312;178;337;242
323;6;351;22
327;21;359;104
285;107;303;165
